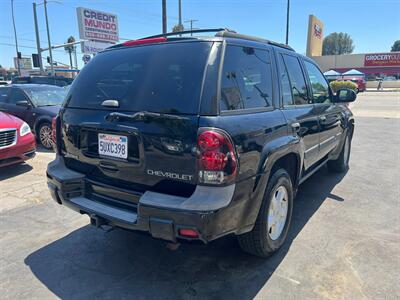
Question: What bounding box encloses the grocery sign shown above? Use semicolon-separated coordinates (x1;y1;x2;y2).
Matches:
364;53;400;67
77;7;119;43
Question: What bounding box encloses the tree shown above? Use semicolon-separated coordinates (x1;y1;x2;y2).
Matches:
172;24;184;32
391;40;400;52
322;32;354;55
64;36;76;69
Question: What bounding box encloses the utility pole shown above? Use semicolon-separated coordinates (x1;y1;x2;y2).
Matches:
44;0;54;75
11;0;21;76
33;2;43;73
285;0;290;45
184;19;198;36
162;0;167;34
178;0;182;27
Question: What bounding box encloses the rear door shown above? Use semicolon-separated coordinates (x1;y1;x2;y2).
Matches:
276;51;320;170
302;60;343;159
60;41;215;197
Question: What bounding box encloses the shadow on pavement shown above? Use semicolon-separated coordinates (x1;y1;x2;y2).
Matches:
0;163;33;181
35;145;54;154
25;166;347;299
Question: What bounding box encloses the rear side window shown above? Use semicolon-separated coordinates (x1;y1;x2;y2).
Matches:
277;54;293;106
282;54;309;105
67;42;212;114
303;61;330;104
220;45;273;111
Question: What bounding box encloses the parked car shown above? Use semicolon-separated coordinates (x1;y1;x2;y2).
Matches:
342;76;366;93
47;29;356;257
0;84;66;149
11;76;73;87
0;81;8;86
0;111;36;167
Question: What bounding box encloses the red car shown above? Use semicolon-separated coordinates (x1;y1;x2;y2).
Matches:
343;76;366;93
0;112;36;167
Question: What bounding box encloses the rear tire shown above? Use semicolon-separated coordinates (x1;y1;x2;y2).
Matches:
38;122;53;150
328;134;351;173
238;169;293;257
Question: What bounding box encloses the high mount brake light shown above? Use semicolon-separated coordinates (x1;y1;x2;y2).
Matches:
197;129;238;185
123;37;168;47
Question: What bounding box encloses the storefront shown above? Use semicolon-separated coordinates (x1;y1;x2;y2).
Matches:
313;52;400;81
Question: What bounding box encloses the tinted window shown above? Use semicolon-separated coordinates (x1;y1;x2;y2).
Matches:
9;89;28;104
283;55;309;105
277;54;293;106
0;87;10;103
67;42;212;114
220;45;272;111
23;86;66;106
304;61;330;104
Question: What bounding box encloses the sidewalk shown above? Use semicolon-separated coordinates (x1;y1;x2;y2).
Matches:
366;88;400;92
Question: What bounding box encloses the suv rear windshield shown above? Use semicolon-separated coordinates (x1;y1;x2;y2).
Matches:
66;41;212;114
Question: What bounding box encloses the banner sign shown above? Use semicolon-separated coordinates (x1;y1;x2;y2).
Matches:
77;7;119;43
14;57;32;69
82;40;112;54
364;53;400;67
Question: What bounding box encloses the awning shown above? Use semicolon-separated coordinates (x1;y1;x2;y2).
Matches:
342;69;365;76
323;70;341;76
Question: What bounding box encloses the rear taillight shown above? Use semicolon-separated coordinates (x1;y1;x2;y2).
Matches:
197;128;237;185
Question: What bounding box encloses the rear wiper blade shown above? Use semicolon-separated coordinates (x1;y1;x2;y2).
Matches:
106;111;188;122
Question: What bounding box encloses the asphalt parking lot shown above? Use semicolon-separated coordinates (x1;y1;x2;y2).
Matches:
0;92;399;300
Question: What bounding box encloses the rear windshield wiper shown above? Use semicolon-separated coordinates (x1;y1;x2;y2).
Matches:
106;111;188;122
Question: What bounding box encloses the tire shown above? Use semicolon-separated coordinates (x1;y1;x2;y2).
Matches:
238;169;294;257
38;122;53;149
327;133;351;173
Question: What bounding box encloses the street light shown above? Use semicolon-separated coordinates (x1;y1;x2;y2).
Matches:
11;0;21;76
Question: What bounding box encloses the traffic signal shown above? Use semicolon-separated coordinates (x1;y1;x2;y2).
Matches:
17;52;22;59
47;56;50;63
32;54;40;68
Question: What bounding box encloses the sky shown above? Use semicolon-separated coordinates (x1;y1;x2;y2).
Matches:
0;0;399;69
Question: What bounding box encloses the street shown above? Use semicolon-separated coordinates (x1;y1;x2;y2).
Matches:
0;92;399;299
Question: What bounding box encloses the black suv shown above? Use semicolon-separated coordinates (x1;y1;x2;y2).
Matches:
47;29;356;257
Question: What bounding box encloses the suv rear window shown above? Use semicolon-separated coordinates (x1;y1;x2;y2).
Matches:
66;42;212;114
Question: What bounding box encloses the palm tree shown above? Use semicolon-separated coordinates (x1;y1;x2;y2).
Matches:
64;36;76;70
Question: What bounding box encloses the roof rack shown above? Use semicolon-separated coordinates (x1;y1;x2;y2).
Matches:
121;28;294;52
141;28;235;40
215;31;294;51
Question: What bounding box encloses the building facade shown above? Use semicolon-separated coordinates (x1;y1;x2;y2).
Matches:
312;52;400;81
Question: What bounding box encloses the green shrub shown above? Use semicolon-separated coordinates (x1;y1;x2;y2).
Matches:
330;80;358;93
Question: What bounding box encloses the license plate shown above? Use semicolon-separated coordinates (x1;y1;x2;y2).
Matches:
98;133;128;159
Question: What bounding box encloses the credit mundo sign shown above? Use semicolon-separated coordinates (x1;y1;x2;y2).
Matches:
77;7;119;43
364;52;400;67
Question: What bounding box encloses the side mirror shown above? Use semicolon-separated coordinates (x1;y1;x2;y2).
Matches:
334;88;357;103
16;100;31;108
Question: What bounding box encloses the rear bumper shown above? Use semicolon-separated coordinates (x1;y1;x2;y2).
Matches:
46;156;240;243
